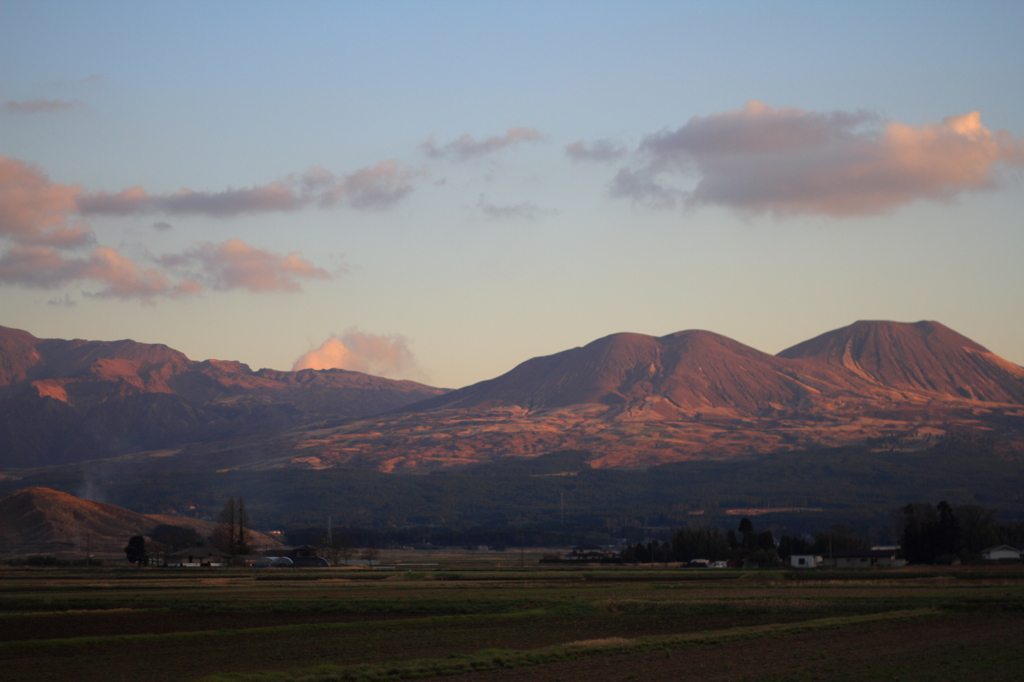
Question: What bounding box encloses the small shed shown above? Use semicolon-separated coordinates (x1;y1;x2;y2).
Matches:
789;554;820;568
981;545;1021;562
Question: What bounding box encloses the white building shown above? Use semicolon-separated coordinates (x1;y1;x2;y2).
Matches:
981;545;1021;562
789;554;820;568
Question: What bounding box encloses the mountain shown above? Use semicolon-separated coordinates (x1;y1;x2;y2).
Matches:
0;325;446;468
409;329;859;418
2;320;1022;475
131;320;1023;473
778;320;1024;404
0;487;280;555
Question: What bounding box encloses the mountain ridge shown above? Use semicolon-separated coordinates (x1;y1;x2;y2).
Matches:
1;320;1022;473
0;325;446;468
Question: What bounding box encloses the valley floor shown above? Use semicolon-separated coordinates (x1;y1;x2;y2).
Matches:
0;560;1022;682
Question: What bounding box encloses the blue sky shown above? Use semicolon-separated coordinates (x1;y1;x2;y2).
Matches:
2;1;1022;388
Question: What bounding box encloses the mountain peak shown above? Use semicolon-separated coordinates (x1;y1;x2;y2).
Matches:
778;320;1023;402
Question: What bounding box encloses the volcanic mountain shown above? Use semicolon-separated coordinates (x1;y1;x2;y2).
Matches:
0;487;279;555
2;320;1022;474
778;320;1024;404
142;320;1024;473
0;325;446;468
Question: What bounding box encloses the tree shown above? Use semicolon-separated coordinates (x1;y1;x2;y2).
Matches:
812;524;869;556
125;535;147;566
214;497;252;556
671;527;730;562
778;534;810;557
737;518;754;549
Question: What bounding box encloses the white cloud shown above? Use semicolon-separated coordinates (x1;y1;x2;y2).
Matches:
293;328;424;380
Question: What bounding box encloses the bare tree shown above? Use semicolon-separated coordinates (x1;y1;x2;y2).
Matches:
236;498;251;556
214;497;251;556
325;530;353;566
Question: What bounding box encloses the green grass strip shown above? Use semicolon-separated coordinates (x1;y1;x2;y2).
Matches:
198;608;940;682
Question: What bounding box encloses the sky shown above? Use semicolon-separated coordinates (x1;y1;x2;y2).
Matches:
1;0;1022;389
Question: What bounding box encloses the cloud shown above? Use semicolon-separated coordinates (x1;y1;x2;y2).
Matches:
48;293;77;307
0;156;339;301
161;238;331;293
477;195;552;221
1;238;329;300
565;139;628;163
422;127;542;160
76;160;417;218
305;160;417;210
0;244;196;300
609;168;681;209
3;98;85;114
77;182;302;218
0;157;93;248
152;221;173;231
613;101;1024;216
292;328;424;380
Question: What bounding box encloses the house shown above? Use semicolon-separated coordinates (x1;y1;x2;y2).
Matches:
789;554;820;568
820;548;904;568
981;545;1021;562
165;545;230;567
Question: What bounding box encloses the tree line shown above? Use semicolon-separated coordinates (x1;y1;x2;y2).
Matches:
899;501;1024;564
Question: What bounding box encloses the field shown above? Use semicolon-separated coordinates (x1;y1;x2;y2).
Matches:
1;551;1023;682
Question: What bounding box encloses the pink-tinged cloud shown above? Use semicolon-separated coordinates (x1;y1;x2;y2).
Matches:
165;238;331;293
3;98;85;114
422;127;543;160
0;244;197;301
293;328;424;380
0;157;93;248
565;139;628;163
1;158;334;300
612;101;1024;216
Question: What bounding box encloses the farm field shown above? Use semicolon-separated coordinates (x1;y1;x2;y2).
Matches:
1;556;1022;682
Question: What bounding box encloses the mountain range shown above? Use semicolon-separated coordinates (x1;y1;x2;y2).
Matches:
0;325;444;468
2;320;1023;474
